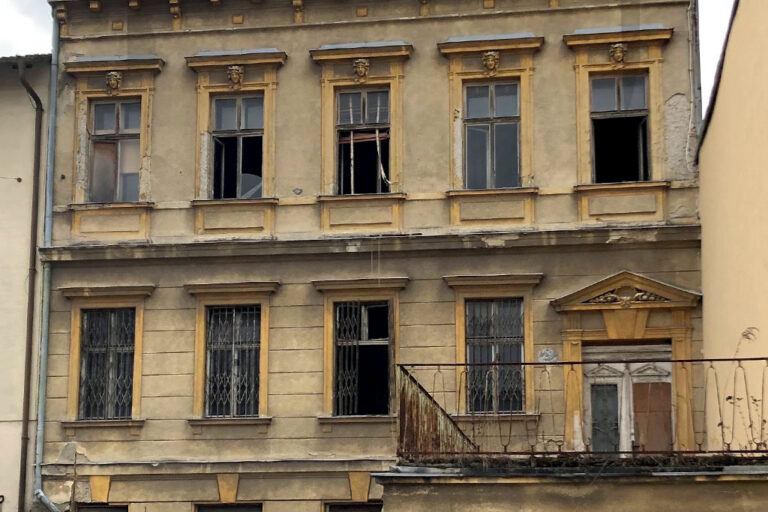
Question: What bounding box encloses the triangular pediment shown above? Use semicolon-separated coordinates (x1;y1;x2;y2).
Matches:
630;363;671;378
585;364;626;379
551;271;700;311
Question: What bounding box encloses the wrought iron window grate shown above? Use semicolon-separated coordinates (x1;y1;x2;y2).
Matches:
79;308;136;420
205;305;261;417
465;298;524;413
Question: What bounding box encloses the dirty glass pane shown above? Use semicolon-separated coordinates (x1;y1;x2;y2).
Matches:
591;384;620;452
494;83;519;118
466;85;490;119
215;98;237;131
242;97;264;130
118;139;140;202
466;124;489;189
121;102;141;132
93;103;116;132
591;78;617;112
338;92;363;125
621;75;647;111
494;123;519;188
366;91;390;124
90;142;117;202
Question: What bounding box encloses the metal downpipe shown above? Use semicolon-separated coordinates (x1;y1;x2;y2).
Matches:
33;14;61;512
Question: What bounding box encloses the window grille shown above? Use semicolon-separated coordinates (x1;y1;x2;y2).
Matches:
464;82;520;189
334;301;391;416
205;305;261;417
465;299;524;413
79;308;136;420
89;100;141;202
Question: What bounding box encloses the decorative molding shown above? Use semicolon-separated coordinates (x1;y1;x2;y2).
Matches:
185;49;287;70
226;64;244;89
105;71;122;95
609;42;628;68
586;288;669;307
585;364;625;379
563;27;674;48
630;362;671;378
217;474;239;504
169;0;181;30
89;476;111;503
89;1;102;12
419;0;430;16
128;0;141;10
184;282;281;296
292;0;304;23
64;55;165;75
310;42;413;62
437;34;545;55
443;273;544;289
482;50;500;76
59;285;156;299
352;58;370;81
312;277;410;292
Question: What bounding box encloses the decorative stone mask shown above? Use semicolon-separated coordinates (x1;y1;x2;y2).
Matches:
227;65;245;89
105;71;122;95
352;58;370;81
609;43;628;67
482;50;500;76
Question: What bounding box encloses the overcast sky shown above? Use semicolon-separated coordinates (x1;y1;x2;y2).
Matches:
0;0;735;106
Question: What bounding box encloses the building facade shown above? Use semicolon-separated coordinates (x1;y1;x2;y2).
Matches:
37;1;762;511
0;54;49;512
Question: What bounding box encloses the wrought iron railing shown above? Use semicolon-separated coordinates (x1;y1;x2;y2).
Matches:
397;358;768;462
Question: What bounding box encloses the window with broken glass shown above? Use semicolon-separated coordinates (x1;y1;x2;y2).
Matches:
465;299;524;413
79;308;136;420
464;82;520;189
336;89;391;195
591;74;649;183
205;305;261;417
334;301;391;416
211;95;264;199
89;100;141;203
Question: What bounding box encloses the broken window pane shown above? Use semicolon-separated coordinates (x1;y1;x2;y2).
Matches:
591;78;617;112
366;91;389;124
242;97;264;130
338;92;363;125
79;308;135;420
205;306;261;418
121;102;141;132
215;98;237;131
494;123;519;188
591;384;620;451
94;103;116;132
334;301;391;416
466;85;490;119
90;142;117;203
466;124;490;189
621;76;647;111
495;83;519;117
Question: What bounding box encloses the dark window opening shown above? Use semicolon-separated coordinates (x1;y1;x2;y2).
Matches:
334;301;391;416
593;116;648;183
327;505;382;512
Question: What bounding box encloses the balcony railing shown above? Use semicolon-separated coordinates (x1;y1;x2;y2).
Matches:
397;358;768;464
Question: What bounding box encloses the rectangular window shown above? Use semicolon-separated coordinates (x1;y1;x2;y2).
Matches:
199;508;262;512
590;74;649;183
79;308;136;420
89;101;141;203
327;506;382;512
212;96;265;199
334;301;391;415
205;305;261;417
336;89;391;195
465;298;524;413
464;83;520;189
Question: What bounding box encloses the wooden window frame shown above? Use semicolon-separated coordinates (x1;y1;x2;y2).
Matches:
185;282;280;419
61;285;155;422
186;50;286;200
312;278;409;416
444;274;543;414
65;56;164;205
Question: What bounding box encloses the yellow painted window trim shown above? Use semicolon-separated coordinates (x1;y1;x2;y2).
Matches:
566;33;672;185
186;53;286;200
67;61;163;205
64;288;154;421
444;274;543;414
186;282;281;418
313;51;410;195
440;42;541;190
312;279;408;415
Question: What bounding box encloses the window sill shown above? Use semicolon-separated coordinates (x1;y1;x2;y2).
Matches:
452;413;540;422
191;198;279;207
446;187;539;198
573;181;670;192
317;193;407;202
187;416;273;427
67;201;155;211
61;419;146;429
317;415;396;424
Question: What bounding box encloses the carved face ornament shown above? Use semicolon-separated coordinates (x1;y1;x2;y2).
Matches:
105;71;122;95
352;58;370;81
482;51;500;76
227;65;245;89
609;43;628;67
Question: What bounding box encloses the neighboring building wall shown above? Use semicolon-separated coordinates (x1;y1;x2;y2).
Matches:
0;56;49;512
699;0;767;449
41;0;701;511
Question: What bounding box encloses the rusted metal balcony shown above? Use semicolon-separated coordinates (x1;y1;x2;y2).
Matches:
397;358;768;465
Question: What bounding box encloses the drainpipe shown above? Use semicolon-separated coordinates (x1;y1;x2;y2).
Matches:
33;15;61;512
16;56;44;512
